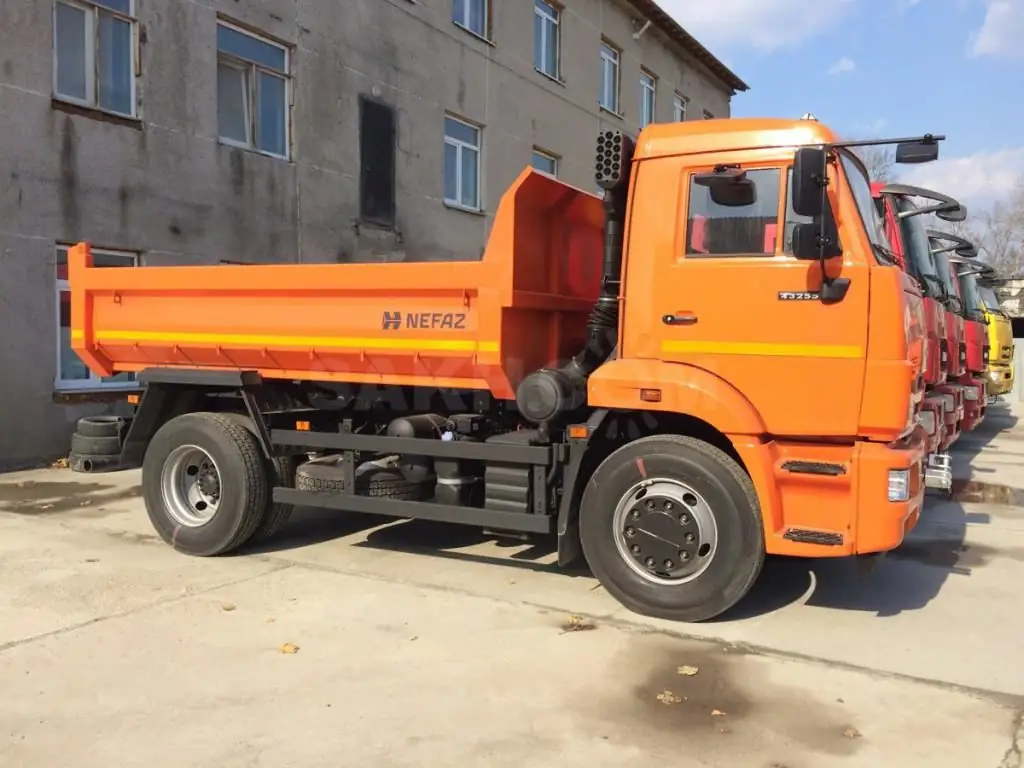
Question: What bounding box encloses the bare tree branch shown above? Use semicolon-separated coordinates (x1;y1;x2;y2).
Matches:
852;145;895;183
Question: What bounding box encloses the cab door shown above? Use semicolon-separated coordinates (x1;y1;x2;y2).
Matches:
620;153;869;437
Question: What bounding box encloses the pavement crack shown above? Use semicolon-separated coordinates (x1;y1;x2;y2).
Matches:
0;563;294;654
1000;709;1024;768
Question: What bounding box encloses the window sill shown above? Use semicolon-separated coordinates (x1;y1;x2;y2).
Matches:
443;201;486;217
535;68;565;87
218;138;291;163
51;97;143;130
452;21;495;46
599;104;624;121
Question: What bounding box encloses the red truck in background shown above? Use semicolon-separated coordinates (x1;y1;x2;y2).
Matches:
931;231;988;431
872;184;966;494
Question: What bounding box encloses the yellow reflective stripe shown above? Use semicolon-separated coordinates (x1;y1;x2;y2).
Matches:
94;329;499;353
70;329;84;340
662;340;861;358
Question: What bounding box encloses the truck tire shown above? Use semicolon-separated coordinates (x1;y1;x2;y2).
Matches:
76;416;124;438
142;412;268;557
214;412;297;545
71;433;121;456
579;434;764;623
295;455;433;500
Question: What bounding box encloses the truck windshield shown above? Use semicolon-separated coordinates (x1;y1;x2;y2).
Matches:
838;151;889;258
979;285;1006;314
894;197;943;296
932;251;961;306
960;273;986;318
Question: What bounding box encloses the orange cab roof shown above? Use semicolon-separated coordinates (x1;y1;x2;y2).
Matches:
634;117;841;161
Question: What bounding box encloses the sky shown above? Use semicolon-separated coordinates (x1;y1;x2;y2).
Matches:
658;0;1024;212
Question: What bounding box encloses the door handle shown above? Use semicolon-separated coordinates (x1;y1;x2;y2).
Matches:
662;312;698;326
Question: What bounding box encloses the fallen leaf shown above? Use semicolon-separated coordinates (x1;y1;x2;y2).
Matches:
711;709;727;717
843;727;861;739
221;603;236;612
84;558;99;564
266;618;277;624
51;457;69;469
656;690;683;705
278;643;299;654
677;665;699;676
561;614;597;633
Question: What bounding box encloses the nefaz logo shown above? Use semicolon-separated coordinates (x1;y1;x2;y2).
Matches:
380;311;467;331
778;291;820;301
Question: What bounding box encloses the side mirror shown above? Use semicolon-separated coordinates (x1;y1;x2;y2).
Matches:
895;139;940;165
693;167;757;207
791;210;842;261
792;147;826;217
936;204;967;223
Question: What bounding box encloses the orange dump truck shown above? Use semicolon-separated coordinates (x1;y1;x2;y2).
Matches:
69;118;943;622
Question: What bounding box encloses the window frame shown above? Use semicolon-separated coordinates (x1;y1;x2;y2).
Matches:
52;0;138;118
598;40;621;115
55;244;140;392
683;165;788;260
531;147;559;177
639;69;657;128
443;114;482;212
672;91;688;122
215;19;291;160
358;94;397;228
533;0;561;80
452;0;491;41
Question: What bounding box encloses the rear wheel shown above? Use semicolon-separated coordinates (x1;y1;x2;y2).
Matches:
142;412;267;556
580;434;764;622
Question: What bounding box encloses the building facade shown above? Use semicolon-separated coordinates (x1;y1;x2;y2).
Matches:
0;0;745;470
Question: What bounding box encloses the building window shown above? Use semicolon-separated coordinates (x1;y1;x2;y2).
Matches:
359;96;397;228
673;92;688;121
55;245;138;390
703;109;714;120
685;168;783;257
599;41;620;113
534;0;560;78
444;115;481;211
216;21;290;159
639;70;656;127
531;148;558;177
452;0;488;39
53;0;136;117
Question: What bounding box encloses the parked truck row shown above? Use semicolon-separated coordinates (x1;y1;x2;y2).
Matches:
66;116;1011;622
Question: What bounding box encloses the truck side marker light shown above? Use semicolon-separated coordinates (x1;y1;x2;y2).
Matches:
296;421;310;431
127;394;140;405
640;388;662;402
568;425;589;439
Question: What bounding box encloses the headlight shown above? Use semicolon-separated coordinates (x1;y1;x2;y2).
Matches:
941;394;955;413
888;469;911;502
983;346;990;364
917;410;936;436
964;387;979;401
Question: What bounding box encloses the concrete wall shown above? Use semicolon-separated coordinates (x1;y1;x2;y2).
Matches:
0;0;736;469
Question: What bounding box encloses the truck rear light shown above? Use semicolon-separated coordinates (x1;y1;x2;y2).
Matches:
917;410;936;436
888;469;911;502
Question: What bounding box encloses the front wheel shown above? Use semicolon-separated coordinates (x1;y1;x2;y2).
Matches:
142;412;269;556
579;434;764;622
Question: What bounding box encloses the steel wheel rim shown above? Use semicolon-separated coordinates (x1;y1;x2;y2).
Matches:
160;445;222;528
612;477;719;584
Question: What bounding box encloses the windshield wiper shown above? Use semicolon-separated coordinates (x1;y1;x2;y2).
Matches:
923;273;946;298
871;242;898;265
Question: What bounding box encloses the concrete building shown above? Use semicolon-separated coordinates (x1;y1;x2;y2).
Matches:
0;0;745;470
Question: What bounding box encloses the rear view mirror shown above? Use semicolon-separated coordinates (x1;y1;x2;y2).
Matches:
791;147;827;217
936;204;967;223
895;139;939;165
791;213;842;261
693;167;757;207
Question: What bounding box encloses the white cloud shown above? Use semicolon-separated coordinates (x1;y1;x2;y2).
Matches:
969;1;1024;58
828;56;856;74
655;0;855;52
897;147;1024;210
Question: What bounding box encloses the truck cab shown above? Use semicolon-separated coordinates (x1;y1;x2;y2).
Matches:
872;184;965;491
930;232;986;431
977;275;1015;398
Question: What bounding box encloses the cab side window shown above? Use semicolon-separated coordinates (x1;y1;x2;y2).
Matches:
686;168;781;256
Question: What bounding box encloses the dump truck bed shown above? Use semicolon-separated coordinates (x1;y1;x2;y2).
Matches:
70;170;604;400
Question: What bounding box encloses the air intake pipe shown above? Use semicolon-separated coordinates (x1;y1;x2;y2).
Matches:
515;130;636;425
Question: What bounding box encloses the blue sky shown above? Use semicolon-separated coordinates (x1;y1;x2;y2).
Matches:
659;0;1024;211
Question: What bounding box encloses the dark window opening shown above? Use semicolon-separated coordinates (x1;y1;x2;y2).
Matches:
359;95;396;228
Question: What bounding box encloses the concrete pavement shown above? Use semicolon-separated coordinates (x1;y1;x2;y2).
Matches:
2;402;1023;767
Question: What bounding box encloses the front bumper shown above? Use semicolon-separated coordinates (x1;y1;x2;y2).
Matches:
917;396;946;456
934;384;964;451
855;431;925;554
961;376;987;431
987;363;1014;397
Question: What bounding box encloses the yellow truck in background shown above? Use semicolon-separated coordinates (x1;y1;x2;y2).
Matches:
976;269;1014;398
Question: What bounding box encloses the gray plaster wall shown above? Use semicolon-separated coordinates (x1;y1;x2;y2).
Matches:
0;0;735;469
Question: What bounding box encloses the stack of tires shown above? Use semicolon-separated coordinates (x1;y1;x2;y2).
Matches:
69;416;129;474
